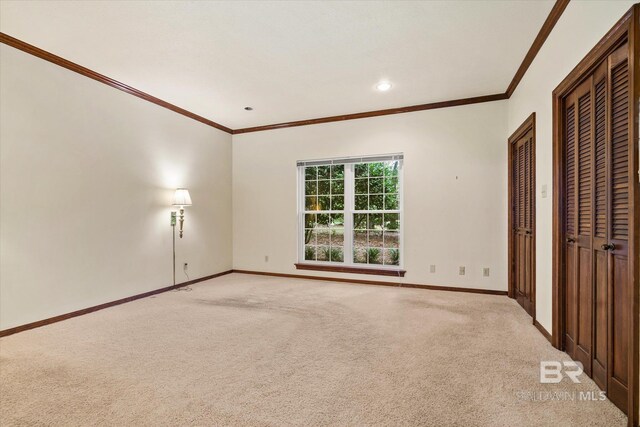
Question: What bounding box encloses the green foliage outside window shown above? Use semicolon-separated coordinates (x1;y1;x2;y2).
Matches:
303;160;400;266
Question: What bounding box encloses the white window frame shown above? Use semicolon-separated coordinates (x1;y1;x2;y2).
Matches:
297;154;404;270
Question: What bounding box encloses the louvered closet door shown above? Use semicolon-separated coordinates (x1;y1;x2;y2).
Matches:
562;42;631;415
606;43;630;413
513;130;534;316
565;77;594;375
591;60;608;390
564;90;578;358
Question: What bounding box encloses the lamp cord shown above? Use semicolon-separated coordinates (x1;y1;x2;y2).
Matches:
172;220;192;292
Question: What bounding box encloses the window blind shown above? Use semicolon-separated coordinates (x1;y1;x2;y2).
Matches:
297;153;403;167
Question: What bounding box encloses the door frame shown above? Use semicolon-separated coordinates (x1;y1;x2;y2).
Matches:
508;112;536;322
552;6;639;424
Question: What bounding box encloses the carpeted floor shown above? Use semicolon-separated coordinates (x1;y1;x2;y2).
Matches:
0;273;627;426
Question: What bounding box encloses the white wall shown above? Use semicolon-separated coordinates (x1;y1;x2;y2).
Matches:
233;101;508;291
2;0;635;338
507;0;636;332
0;45;233;330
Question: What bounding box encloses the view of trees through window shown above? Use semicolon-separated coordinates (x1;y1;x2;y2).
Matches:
304;164;345;262
302;159;401;267
353;162;400;265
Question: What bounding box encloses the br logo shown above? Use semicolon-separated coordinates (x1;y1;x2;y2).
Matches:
540;361;584;383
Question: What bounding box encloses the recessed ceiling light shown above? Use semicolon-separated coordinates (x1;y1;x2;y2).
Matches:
375;81;392;92
244;106;253;111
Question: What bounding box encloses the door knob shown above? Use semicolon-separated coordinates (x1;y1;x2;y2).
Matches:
601;243;615;251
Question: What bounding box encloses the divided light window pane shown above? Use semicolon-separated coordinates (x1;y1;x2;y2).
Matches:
353;161;400;266
299;157;402;268
304;164;345;262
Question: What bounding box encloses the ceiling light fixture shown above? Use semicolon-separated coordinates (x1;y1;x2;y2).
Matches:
375;81;392;92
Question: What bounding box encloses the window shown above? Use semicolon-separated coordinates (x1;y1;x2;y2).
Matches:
298;154;403;272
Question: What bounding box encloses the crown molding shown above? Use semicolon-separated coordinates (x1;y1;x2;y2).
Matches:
0;32;233;134
234;0;569;134
232;93;509;134
0;0;569;135
505;0;570;97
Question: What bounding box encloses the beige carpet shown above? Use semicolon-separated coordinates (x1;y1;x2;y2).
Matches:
0;273;627;426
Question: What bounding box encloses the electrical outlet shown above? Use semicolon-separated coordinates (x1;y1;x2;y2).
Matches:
265;255;269;262
483;268;490;277
459;266;465;276
430;265;436;273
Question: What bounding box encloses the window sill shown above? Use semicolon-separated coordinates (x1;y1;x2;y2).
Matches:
294;263;406;277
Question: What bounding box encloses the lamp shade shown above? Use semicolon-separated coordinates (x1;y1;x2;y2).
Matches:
172;188;192;206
